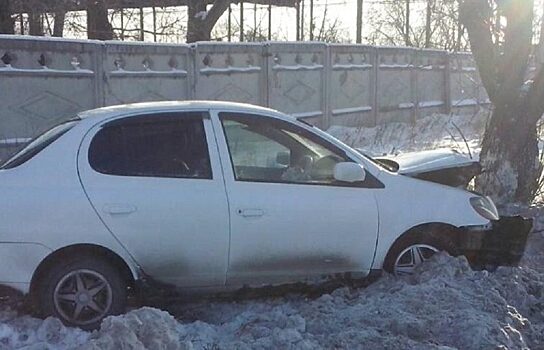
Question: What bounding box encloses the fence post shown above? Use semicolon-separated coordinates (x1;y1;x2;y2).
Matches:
372;47;379;126
444;53;452;114
410;48;418;125
94;41;106;108
322;44;331;129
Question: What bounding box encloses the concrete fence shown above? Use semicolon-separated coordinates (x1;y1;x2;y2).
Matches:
0;35;489;158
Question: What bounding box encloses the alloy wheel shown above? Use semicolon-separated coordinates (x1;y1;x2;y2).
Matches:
53;269;113;326
393;244;439;276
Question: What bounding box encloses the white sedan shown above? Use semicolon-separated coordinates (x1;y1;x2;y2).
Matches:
0;101;529;329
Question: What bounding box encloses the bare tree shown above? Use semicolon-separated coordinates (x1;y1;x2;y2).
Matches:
366;0;468;51
186;0;297;42
460;0;543;204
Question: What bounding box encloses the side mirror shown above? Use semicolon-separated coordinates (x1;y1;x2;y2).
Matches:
333;162;366;183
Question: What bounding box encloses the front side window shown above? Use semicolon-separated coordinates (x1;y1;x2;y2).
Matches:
89;112;212;179
221;113;350;185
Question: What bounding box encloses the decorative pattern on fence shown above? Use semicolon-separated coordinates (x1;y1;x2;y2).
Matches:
0;35;488;158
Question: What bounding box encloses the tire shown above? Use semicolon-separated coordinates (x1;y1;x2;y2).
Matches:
36;255;127;330
383;229;457;276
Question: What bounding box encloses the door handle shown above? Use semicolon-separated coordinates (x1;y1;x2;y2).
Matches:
103;204;137;215
238;209;264;218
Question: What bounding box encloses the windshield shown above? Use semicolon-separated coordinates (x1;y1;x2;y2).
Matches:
0;119;79;169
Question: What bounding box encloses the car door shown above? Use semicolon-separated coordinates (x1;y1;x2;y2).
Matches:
211;111;380;286
78;111;230;287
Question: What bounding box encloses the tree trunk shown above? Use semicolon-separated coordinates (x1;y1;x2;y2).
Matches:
0;0;14;34
461;0;542;205
53;10;65;37
187;0;211;42
476;102;542;204
87;0;113;40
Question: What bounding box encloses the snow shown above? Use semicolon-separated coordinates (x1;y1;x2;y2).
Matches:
272;64;324;71
332;63;373;70
327;112;486;157
4;227;544;349
194;11;208;20
331;106;373;115
199;66;261;75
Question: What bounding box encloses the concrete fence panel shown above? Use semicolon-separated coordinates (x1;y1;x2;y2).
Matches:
0;37;100;141
415;49;448;117
328;45;376;127
266;43;328;126
194;43;266;106
103;41;192;106
376;47;417;124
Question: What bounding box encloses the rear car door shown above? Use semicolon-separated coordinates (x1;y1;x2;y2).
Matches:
78;111;230;287
212;111;380;286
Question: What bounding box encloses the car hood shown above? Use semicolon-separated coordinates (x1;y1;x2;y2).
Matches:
380;149;477;175
357;148;481;188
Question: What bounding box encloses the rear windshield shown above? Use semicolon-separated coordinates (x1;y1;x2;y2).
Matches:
0;119;79;169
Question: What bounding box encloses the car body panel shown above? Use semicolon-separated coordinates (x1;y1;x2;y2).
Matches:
209;109;380;286
77;111;230;288
0;243;52;293
0;123;141;287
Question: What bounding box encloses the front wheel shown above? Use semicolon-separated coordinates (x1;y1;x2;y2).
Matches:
36;256;127;330
383;231;456;276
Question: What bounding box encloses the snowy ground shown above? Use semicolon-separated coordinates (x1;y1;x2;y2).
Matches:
327;112;488;158
3;112;544;349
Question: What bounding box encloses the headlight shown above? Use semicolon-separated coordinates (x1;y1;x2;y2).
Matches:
470;196;499;221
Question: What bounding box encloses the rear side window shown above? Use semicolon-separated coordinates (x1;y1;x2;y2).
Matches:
1;120;79;169
88;112;212;179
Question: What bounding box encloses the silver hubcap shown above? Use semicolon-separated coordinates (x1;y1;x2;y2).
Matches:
393;244;439;276
53;269;113;326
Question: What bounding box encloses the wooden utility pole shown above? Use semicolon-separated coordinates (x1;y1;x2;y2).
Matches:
295;0;300;40
268;0;272;40
309;0;313;40
356;0;363;43
152;5;157;42
405;0;410;46
300;0;304;40
425;0;432;48
139;7;145;41
228;4;232;41
253;2;257;39
240;0;244;41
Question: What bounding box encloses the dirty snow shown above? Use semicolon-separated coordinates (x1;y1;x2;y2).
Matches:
2;225;544;349
3;111;544;349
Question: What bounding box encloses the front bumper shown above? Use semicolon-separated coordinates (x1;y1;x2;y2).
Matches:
458;216;533;268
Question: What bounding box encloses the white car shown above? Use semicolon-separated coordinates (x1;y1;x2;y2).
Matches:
0;101;529;329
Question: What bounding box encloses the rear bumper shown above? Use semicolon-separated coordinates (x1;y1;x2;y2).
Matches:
458;216;532;268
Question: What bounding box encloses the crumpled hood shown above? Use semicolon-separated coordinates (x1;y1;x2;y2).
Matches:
384;149;477;175
356;148;482;188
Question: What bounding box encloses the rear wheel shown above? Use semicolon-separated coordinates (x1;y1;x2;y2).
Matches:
384;229;457;276
36;256;127;330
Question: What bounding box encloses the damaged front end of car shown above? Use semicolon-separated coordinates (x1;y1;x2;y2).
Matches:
459;216;533;268
359;148;482;188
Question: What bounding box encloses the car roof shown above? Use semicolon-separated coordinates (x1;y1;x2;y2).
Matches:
78;100;288;121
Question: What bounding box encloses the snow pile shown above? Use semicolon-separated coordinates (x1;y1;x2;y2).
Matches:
1;245;544;349
327;113;487;157
0;309;88;349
